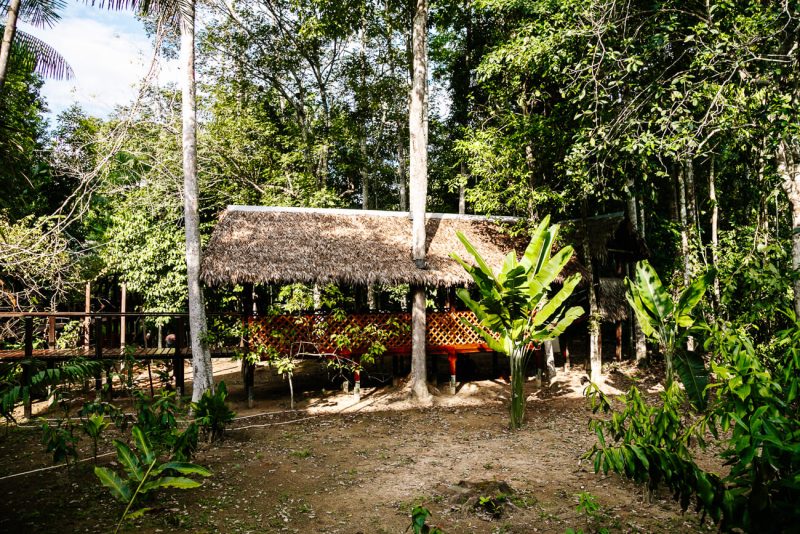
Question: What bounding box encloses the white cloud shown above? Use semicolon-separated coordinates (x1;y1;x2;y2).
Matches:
19;7;180;120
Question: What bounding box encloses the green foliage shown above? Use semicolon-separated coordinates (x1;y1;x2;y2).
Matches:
193;381;235;442
133;390;198;461
81;413;111;464
585;383;723;520
625;260;715;407
585;318;800;531
452;215;582;428
567;491;609;534
95;425;211;533
0;358;102;423
476;493;507;519
408;506;443;534
80;399;130;432
704;322;800;531
40;417;78;466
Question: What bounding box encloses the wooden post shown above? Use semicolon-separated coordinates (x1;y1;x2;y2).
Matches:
120;283;127;352
615;321;623;361
447;350;457;394
47;316;56;348
23;317;33;419
243;284;255;408
94;316;103;395
392;353;399;386
174;318;185;399
562;337;570;371
84;282;91;349
353;355;361;401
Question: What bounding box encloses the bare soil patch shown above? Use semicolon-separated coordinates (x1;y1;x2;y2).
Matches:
0;363;715;533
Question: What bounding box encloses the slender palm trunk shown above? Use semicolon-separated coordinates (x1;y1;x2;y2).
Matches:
181;2;213;402
0;0;21;91
409;0;430;401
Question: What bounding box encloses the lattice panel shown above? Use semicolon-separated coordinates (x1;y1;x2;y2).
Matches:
248;310;488;358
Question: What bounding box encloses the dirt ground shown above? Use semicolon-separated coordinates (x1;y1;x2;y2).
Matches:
0;361;717;533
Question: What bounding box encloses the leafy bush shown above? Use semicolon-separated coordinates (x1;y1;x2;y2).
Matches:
95;426;211;533
40;418;79;466
193;380;235;442
585;319;800;532
133;390;198;461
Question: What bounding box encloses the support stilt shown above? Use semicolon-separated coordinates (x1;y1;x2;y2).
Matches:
448;351;457;394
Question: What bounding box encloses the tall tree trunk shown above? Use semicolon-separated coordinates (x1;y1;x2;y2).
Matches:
777;141;800;318
582;202;601;382
409;0;430;401
677;161;691;286
361;136;369;210
359;22;369;211
686;156;699;239
397;128;408;211
625;177;647;362
0;0;20;91
638;196;646;239
708;155;720;308
181;2;213;402
458;161;467;215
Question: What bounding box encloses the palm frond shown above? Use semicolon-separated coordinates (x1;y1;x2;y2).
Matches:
86;0;180;22
5;28;74;80
0;0;65;28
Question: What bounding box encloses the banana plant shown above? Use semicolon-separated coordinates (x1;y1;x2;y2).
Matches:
451;215;583;429
625;260;715;409
95;425;211;533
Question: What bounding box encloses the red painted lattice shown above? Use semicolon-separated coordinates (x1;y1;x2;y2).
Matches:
248;310;489;357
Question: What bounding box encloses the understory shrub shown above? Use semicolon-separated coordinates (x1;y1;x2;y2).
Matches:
193;380;235;442
585;320;800;532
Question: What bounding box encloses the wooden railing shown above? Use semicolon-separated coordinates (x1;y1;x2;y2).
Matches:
0;310;496;414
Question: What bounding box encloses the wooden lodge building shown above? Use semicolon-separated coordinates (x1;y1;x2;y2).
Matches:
200;206;647;391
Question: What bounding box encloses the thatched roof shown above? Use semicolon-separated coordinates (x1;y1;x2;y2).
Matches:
598;278;629;322
201;206;528;288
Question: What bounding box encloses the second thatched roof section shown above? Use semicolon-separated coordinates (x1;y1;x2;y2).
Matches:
201;206;532;288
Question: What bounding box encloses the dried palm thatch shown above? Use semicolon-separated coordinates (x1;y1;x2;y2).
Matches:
201;206;536;288
598;277;629;322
